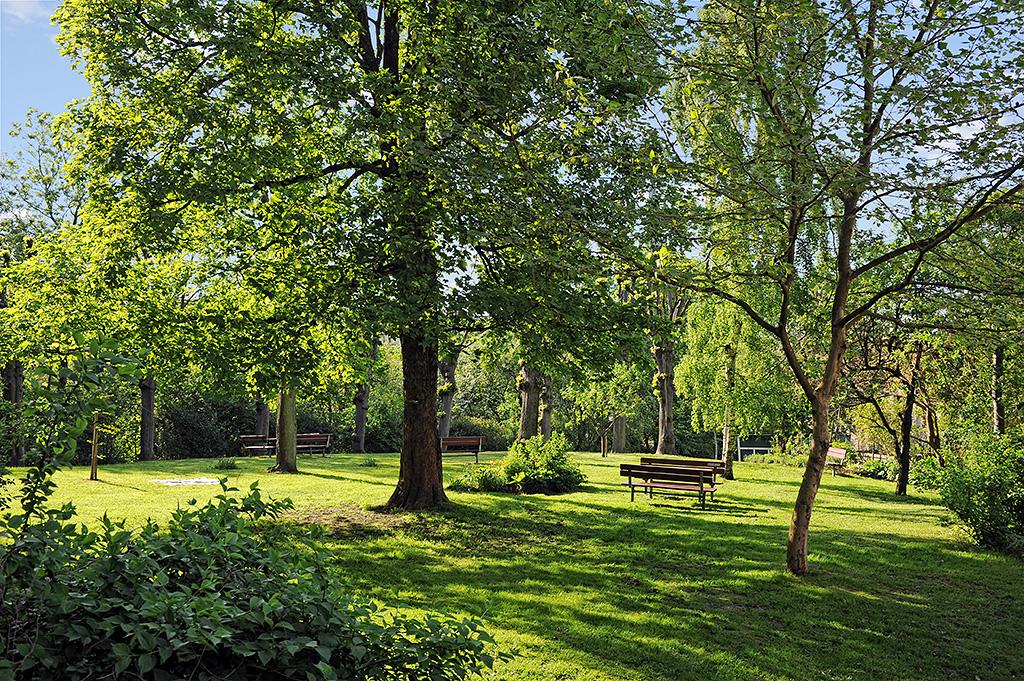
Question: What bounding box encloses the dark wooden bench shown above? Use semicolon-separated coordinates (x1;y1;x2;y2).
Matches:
241;434;275;457
440;436;483;463
640;457;726;481
825;447;846;476
620;463;718;509
296;433;332;457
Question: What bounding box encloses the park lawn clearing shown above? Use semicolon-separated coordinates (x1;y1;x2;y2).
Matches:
31;453;1024;681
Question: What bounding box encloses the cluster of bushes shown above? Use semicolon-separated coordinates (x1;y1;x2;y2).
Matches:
449;434;585;494
852;458;900;481
935;435;1024;557
0;482;500;680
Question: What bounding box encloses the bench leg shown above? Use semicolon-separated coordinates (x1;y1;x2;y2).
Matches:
700;491;706;510
630;485;635;502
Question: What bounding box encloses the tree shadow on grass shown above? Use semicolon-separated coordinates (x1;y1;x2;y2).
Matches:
319;488;1024;681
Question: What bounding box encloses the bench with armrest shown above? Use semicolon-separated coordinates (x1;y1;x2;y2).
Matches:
620;463;718;509
296;433;332;457
440;436;483;463
825;447;847;475
639;457;726;481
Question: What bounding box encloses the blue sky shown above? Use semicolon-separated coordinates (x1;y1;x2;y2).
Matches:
1;0;88;144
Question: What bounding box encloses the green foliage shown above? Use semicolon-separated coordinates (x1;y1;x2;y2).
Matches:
940;436;1024;557
448;464;510;493
212;457;238;471
502;434;585;494
853;459;900;481
450;435;585;494
357;456;379;468
909;457;943;491
0;483;499;680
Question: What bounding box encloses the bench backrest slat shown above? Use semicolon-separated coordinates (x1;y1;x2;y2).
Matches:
620;464;711;485
826;447;847;462
440;436;483;451
640;457;725;470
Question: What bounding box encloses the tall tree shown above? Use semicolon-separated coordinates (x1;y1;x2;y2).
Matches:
642;0;1024;573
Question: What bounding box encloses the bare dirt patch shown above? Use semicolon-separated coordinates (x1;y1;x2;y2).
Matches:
290;505;414;539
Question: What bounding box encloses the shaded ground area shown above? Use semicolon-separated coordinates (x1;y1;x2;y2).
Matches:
38;453;1024;680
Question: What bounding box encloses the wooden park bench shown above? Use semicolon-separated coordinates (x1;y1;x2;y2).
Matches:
240;434;276;457
440;435;483;463
296;433;332;457
640;456;726;482
825;447;847;476
620;463;718;509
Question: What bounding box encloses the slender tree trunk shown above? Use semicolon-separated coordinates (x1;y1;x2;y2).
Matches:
271;386;297;473
353;339;378;453
653;341;676;455
89;412;100;481
895;349;921;496
138;377;156;461
611;416;626;453
539;373;553;440
787;397;831;575
438;347;460;439
517;363;542;441
387;331;446;509
599;428;609;458
256;400;270;437
993;345;1005;435
723;343;737;480
926;405;943;466
2;359;25;465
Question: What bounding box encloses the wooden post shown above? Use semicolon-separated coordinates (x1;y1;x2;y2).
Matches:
89;412;100;481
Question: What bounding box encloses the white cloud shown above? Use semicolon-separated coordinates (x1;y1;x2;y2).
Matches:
0;0;57;24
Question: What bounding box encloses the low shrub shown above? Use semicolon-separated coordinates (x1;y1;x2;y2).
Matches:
212;457;239;470
448;464;509;492
357;456;379;468
502;434;585;493
853;458;899;481
940;436;1024;557
448;435;585;494
0;483;500;680
745;452;806;467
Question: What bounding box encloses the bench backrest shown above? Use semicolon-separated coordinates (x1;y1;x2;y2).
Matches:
241;435;270;446
826;447;847;462
640;456;725;471
621;463;711;486
441;436;483;451
296;433;331;445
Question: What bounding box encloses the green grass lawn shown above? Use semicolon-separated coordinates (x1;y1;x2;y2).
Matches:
24;453;1024;680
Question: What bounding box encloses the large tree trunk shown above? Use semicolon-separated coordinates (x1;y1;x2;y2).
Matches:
139;377;156;461
438;347;460;439
787;397;831;575
2;359;25;465
653;341;676;455
539;372;553;440
353;339;378;453
517;363;542;441
611;415;626;453
387;331;447;509
722;343;737;480
256;400;271;437
993;345;1005;435
271;387;297;473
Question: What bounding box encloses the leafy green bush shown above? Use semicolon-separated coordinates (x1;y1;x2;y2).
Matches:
909;457;943;491
503;434;585;493
853;458;899;481
448;435;585;494
212;457;239;470
449;415;514;451
448;463;509;492
0;483;500;680
357;456;379;468
940;436;1024;557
